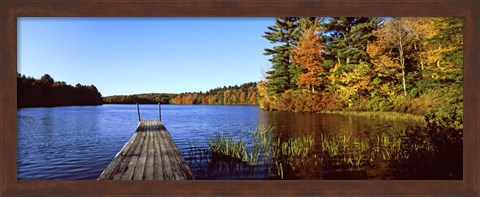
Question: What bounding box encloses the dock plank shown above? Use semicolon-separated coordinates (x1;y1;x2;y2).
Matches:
105;126;144;180
119;130;146;180
133;126;150;180
97;131;139;180
164;130;194;180
159;127;175;180
145;125;155;180
152;125;165;180
98;120;193;180
98;122;146;179
160;129;185;180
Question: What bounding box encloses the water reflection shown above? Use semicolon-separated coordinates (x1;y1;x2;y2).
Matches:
188;110;462;180
258;110;411;138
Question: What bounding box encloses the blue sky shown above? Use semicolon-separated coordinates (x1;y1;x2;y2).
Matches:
18;17;274;96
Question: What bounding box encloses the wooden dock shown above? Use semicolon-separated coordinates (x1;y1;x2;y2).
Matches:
98;120;194;180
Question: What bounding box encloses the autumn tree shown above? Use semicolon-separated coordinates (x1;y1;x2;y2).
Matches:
291;25;325;93
401;17;433;71
369;18;417;96
399;17;459;76
324;61;372;109
289;17;323;87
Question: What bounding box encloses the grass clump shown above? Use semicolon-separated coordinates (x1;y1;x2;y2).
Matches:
207;134;248;162
320;132;404;168
279;135;315;159
206;125;316;179
329;111;426;124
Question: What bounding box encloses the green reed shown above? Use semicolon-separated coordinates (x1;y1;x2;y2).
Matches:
319;132;405;168
202;124;442;178
207;133;248;162
329;111;426;124
205;125;318;179
279;135;315;159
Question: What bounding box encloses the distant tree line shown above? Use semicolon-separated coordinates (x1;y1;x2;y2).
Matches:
104;82;258;105
103;93;173;104
170;82;258;105
17;73;103;108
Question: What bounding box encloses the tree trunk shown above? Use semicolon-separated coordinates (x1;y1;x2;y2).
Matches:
398;20;407;96
402;67;407;96
414;34;424;70
437;45;441;68
311;70;315;94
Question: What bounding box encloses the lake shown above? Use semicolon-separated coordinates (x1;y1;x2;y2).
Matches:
17;104;461;180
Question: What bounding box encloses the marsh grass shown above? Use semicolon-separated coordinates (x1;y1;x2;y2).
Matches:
205;127;406;177
328;111;426;124
318;131;411;169
192;122;456;179
279;135;315;159
207;133;250;163
206;125;318;178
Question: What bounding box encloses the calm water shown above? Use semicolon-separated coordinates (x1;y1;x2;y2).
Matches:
17;104;454;180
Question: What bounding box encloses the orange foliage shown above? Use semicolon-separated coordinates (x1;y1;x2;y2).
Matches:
170;83;258;105
291;26;325;93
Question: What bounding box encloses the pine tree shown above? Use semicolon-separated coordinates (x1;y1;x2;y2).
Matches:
263;17;301;95
322;17;380;96
322;17;381;65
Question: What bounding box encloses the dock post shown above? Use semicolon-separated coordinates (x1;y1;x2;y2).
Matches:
158;102;161;121
136;103;141;122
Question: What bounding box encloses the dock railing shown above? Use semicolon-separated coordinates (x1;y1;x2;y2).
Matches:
136;102;162;122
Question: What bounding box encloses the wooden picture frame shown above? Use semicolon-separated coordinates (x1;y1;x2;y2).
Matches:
1;0;478;196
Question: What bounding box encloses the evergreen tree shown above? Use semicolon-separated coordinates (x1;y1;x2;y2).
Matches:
322;17;381;65
263;17;301;95
321;17;380;96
